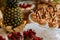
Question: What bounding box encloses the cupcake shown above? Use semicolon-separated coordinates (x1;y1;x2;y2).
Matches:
58;24;60;28
31;13;38;22
56;9;60;19
48;18;56;28
57;19;60;25
38;19;46;25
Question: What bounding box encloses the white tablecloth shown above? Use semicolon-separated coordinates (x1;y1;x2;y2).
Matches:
23;23;60;40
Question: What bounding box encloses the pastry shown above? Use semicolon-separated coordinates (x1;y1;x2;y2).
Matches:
56;9;60;19
57;19;60;25
48;18;56;28
31;13;38;22
39;19;46;25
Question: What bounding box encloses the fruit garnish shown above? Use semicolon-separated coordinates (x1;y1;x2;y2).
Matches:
27;4;32;7
7;34;11;39
0;35;5;40
29;29;32;32
33;37;38;40
19;3;32;8
37;37;43;40
23;29;43;40
7;32;21;40
23;31;29;37
7;29;43;40
17;32;21;36
29;32;34;38
12;31;17;35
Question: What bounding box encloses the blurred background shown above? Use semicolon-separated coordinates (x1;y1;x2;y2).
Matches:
0;0;60;12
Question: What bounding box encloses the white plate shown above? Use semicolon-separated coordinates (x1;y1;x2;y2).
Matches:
18;1;35;10
23;23;60;40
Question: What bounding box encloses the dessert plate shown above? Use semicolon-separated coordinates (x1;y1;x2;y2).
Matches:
23;23;60;40
0;23;60;40
28;13;58;29
18;1;35;10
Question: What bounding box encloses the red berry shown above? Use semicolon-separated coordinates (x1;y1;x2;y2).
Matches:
2;38;5;40
17;32;21;36
7;34;11;39
11;36;15;40
23;31;29;37
16;35;20;38
0;36;6;40
29;32;34;38
12;32;17;37
27;4;32;7
33;37;38;40
29;29;32;32
12;32;17;35
32;31;36;35
19;4;21;7
37;37;42;40
0;36;3;40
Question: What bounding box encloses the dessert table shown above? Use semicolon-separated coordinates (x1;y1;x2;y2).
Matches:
1;6;60;40
0;11;60;40
0;1;60;40
0;23;60;40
